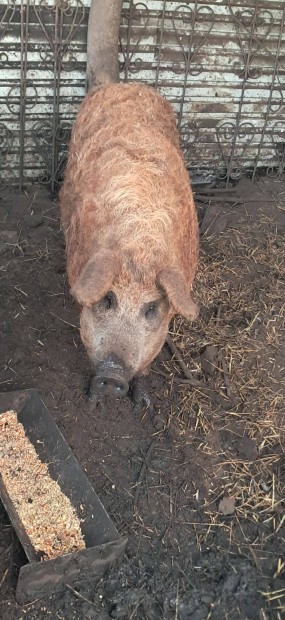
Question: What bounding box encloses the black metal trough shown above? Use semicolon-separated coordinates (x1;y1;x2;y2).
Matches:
0;389;127;604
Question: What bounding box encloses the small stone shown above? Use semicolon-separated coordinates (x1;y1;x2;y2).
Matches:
12;350;24;365
153;415;165;431
200;204;227;237
0;231;18;254
218;496;235;515
24;214;44;228
88;609;109;620
200;345;219;375
190;608;209;620
223;573;240;594
201;594;214;604
236;435;258;461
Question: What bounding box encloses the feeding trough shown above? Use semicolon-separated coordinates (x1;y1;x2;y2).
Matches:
0;389;127;604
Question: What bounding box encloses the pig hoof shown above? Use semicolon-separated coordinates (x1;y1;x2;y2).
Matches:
129;378;152;414
86;389;98;402
85;374;99;403
133;394;153;417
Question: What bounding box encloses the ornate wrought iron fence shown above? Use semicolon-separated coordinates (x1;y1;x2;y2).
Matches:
1;0;285;191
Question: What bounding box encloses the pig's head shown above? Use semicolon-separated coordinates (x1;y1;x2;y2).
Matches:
72;248;198;398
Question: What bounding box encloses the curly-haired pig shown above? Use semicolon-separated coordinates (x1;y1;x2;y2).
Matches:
59;1;199;404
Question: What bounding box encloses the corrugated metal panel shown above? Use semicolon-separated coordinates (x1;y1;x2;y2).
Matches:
0;0;285;190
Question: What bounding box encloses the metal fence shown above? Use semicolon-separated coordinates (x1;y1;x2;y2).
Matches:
1;0;285;191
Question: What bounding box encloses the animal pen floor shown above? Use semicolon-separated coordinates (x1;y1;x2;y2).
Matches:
0;175;285;620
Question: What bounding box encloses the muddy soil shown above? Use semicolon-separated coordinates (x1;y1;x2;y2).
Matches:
0;175;285;619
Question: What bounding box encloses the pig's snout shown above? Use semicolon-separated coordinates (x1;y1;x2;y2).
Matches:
93;373;129;397
92;356;129;398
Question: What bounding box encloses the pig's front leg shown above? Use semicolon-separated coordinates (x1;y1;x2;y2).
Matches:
85;373;101;405
129;375;152;414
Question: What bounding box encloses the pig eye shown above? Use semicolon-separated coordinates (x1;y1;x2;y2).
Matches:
145;302;158;321
100;291;116;310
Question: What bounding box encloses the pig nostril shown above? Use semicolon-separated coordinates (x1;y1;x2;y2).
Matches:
111;379;129;397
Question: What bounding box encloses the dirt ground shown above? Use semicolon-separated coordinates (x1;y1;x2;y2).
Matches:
0;175;285;620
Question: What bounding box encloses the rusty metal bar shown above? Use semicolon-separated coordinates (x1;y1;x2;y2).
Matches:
225;0;260;185
154;0;166;89
252;4;285;181
51;2;61;193
19;0;29;190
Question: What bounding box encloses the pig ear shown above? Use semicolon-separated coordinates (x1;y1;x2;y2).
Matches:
71;249;119;306
158;267;199;320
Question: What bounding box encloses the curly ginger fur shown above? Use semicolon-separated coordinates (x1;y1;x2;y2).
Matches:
60;82;199;301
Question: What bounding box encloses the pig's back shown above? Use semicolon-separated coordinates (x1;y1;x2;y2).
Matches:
61;83;182;226
71;82;180;155
60;83;198;283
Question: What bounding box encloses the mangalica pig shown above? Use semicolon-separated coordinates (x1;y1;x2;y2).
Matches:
59;2;199;403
